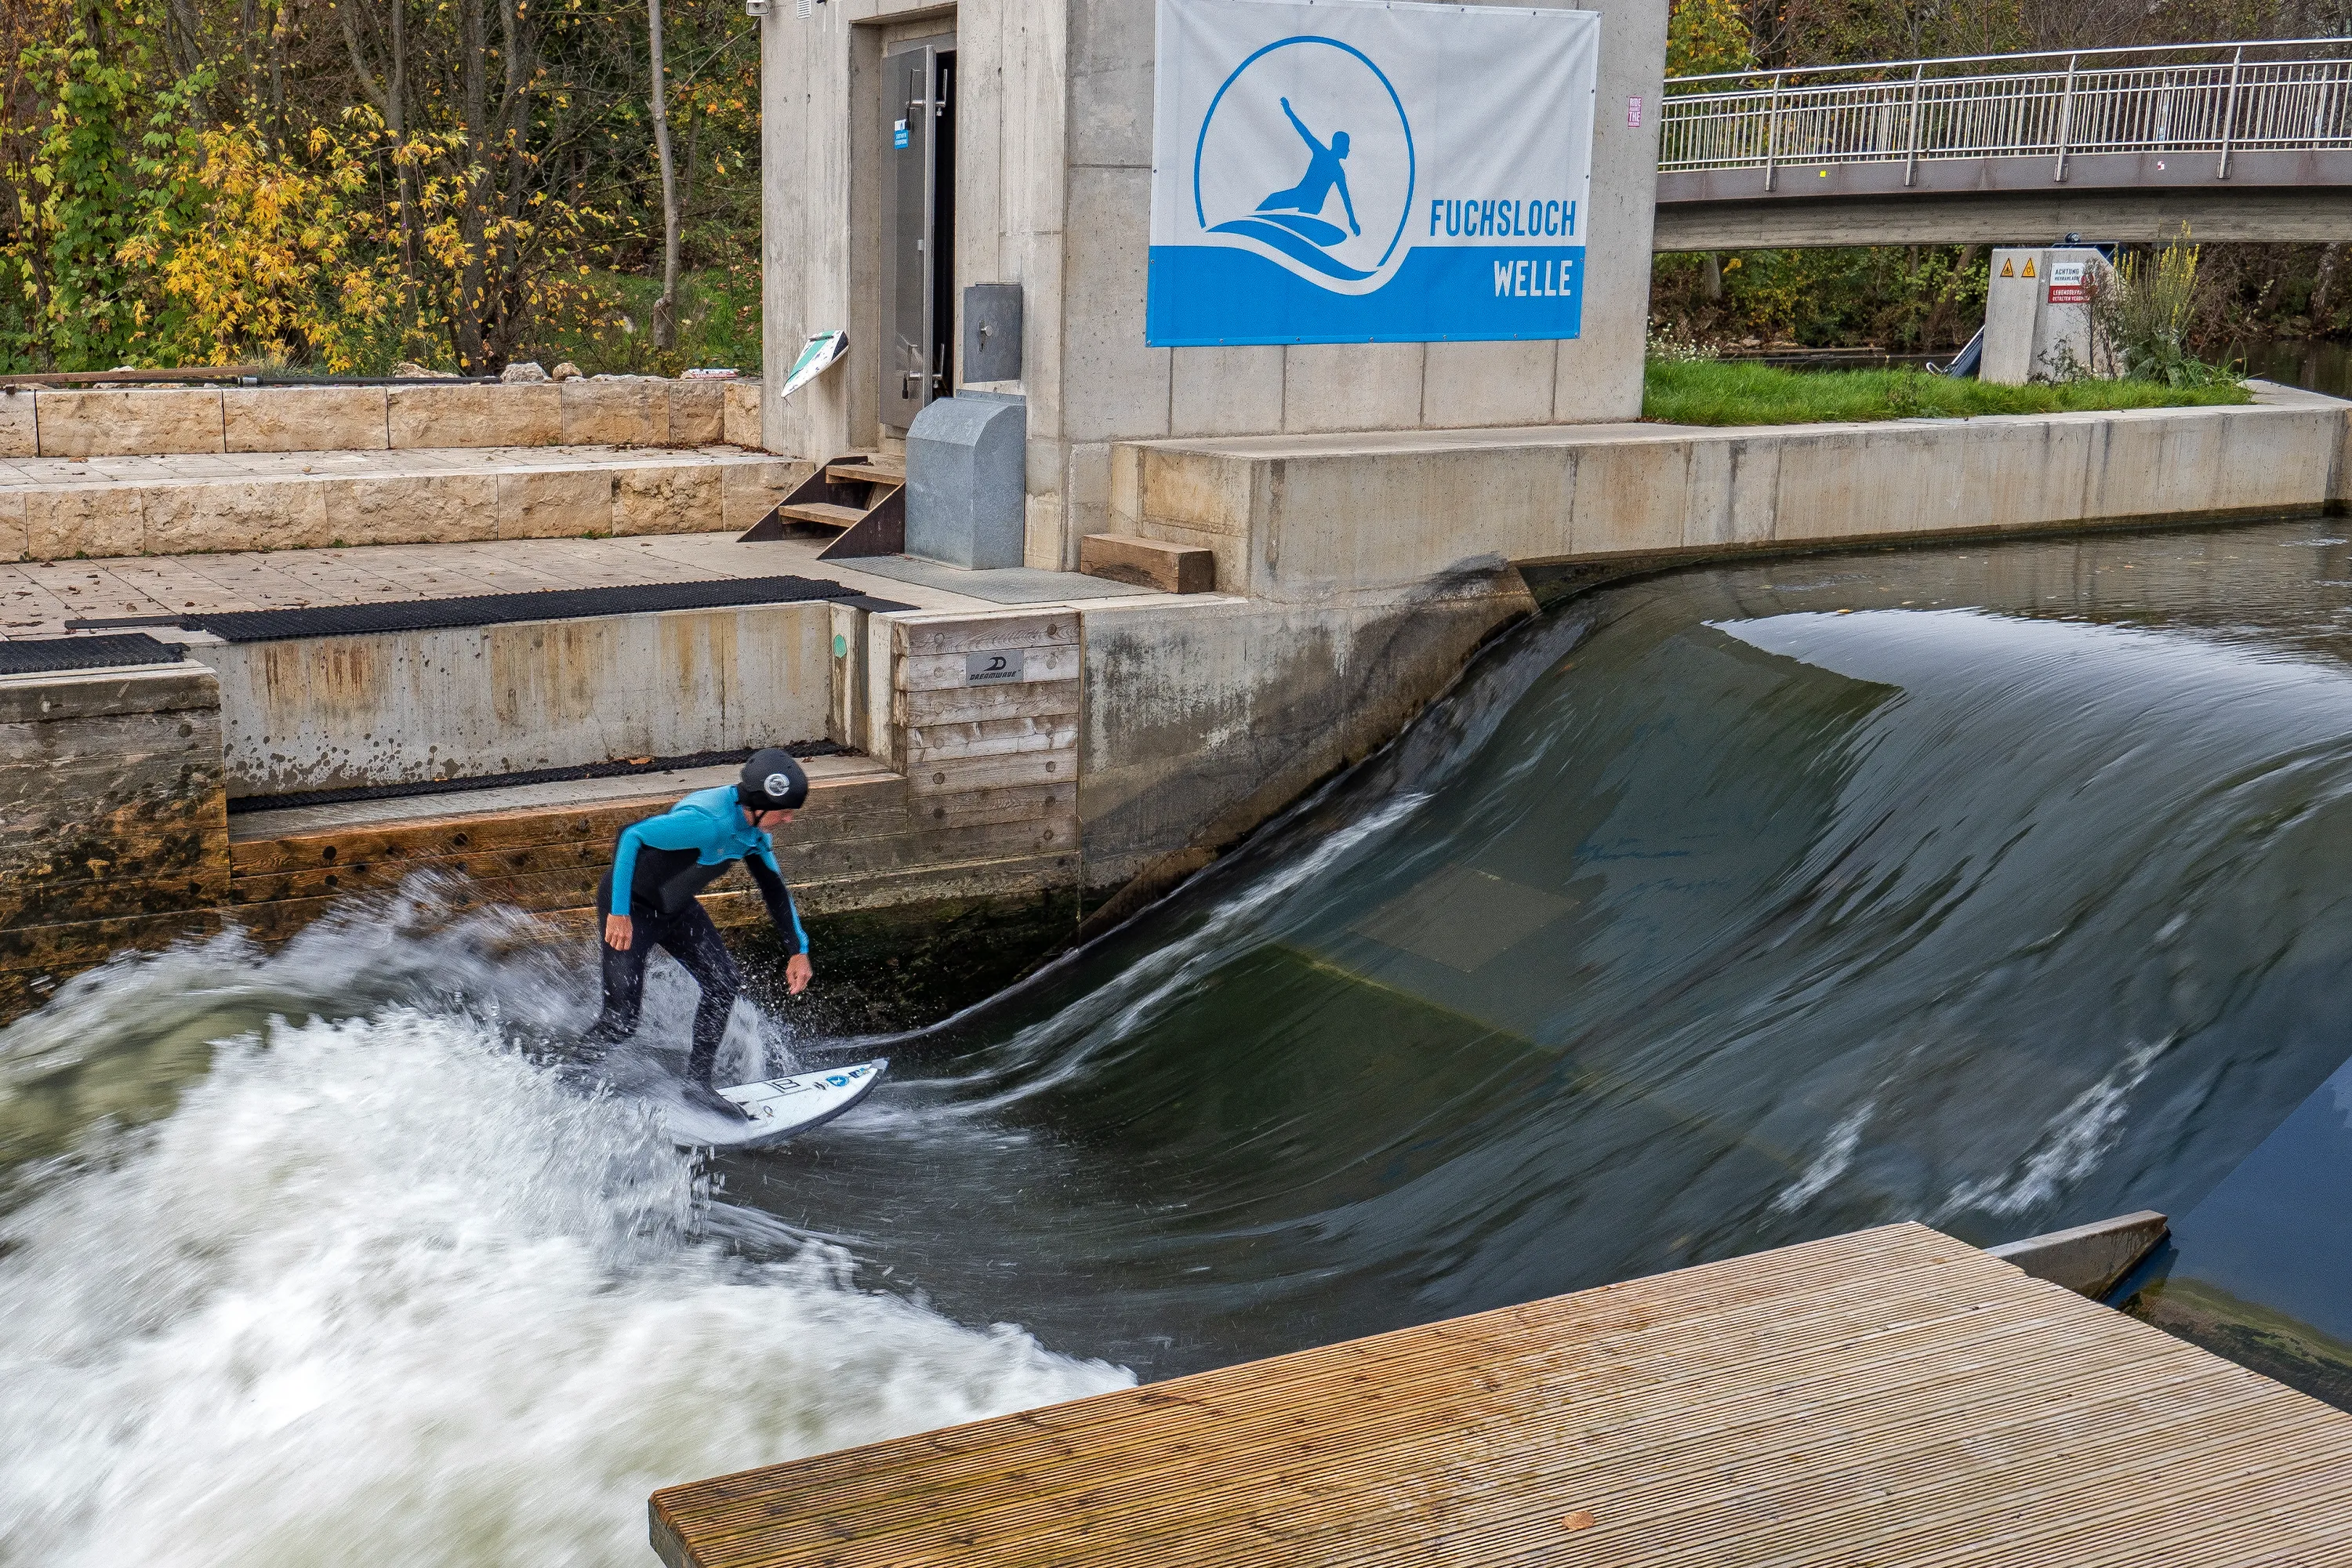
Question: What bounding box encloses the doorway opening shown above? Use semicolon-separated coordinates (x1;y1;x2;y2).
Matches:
881;41;956;434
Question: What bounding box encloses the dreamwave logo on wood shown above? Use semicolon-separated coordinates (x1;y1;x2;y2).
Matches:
1148;0;1599;346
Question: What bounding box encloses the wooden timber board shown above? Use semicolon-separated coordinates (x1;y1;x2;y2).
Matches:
649;1222;2352;1568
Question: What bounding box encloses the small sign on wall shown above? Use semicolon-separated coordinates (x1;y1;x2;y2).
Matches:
1628;95;1642;127
966;649;1026;685
2046;260;2090;304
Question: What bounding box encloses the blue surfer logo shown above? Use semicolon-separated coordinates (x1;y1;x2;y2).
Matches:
1192;37;1415;292
1258;99;1360;244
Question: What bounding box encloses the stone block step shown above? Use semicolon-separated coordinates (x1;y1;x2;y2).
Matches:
0;445;812;561
1079;532;1217;594
0;376;764;459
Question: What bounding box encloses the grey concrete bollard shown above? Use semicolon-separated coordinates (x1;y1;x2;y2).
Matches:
906;390;1026;570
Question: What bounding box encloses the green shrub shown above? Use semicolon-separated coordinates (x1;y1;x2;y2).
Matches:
2093;236;2238;388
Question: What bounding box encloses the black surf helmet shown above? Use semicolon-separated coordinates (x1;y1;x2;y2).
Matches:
738;748;808;812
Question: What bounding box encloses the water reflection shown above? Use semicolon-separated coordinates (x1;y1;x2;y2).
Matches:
2231;336;2352;400
2119;1053;2352;1406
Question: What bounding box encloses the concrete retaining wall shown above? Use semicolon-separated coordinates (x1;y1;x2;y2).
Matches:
0;619;1076;1007
1114;390;2352;604
1076;585;1527;890
0;378;765;459
191;603;837;798
0;590;1450;992
0;662;229;1010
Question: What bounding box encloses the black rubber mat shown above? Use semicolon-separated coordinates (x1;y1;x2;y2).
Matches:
77;575;864;644
227;740;858;815
0;634;185;674
60;615;186;631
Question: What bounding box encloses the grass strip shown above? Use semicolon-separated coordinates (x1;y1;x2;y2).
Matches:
1644;356;2252;426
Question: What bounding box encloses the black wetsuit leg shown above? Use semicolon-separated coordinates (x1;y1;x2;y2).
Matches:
581;875;651;1052
660;902;744;1086
580;874;743;1084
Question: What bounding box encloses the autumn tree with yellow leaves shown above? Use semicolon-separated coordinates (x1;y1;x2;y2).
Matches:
1;0;760;372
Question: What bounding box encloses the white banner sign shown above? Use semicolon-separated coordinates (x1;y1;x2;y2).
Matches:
1149;0;1599;346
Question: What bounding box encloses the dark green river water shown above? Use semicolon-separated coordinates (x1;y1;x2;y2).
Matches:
9;515;2352;1564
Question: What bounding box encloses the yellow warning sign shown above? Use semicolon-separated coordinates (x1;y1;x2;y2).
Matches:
2022;257;2038;278
2000;258;2015;277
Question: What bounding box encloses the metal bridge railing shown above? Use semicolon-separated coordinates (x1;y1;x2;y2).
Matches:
1662;38;2352;187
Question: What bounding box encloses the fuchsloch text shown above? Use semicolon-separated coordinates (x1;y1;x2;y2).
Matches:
1431;198;1577;239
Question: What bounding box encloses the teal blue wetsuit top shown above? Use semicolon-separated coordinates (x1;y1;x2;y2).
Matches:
606;784;809;953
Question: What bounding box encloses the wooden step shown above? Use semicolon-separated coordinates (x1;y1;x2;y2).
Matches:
1079;532;1217;594
774;500;866;529
826;459;906;486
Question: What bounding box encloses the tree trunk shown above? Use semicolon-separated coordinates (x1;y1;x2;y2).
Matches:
491;0;535;358
455;0;489;372
1704;252;1724;302
390;0;418;354
238;0;260;117
648;0;681;352
2314;243;2343;328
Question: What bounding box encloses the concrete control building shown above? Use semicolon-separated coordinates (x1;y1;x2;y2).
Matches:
756;0;1671;567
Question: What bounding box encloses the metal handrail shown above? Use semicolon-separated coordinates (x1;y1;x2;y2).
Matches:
1669;35;2352;88
1662;35;2352;179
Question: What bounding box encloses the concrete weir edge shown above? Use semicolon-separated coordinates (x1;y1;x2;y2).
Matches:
1986;1210;2172;1301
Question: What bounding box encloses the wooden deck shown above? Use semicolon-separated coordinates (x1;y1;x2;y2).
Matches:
650;1222;2352;1567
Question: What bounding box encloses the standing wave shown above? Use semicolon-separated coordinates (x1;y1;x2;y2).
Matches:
0;925;1127;1568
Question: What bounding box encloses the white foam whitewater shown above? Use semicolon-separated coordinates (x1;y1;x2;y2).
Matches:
0;940;1128;1568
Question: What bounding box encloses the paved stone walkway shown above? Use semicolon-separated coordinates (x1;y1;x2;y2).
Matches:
0;529;1160;637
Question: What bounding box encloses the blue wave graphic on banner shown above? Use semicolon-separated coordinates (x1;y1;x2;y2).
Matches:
1207;216;1376;281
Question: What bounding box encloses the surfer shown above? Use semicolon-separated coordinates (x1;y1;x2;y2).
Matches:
1257;97;1361;238
581;749;814;1118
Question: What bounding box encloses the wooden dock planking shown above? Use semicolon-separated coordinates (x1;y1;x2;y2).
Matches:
648;1223;2352;1568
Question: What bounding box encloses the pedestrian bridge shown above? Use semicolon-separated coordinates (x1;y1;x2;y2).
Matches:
1656;38;2352;249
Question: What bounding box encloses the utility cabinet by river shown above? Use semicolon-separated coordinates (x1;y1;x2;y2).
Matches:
1983;245;2117;385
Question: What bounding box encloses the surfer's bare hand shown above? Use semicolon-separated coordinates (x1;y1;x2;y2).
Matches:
604;913;633;950
786;953;813;996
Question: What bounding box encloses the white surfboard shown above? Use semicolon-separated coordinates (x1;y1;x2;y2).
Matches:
779;330;848;400
693;1058;887;1149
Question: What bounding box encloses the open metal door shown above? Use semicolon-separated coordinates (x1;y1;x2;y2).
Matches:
881;45;946;431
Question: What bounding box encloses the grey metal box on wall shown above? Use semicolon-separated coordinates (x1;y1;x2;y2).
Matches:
964;284;1023;383
906;390;1027;569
